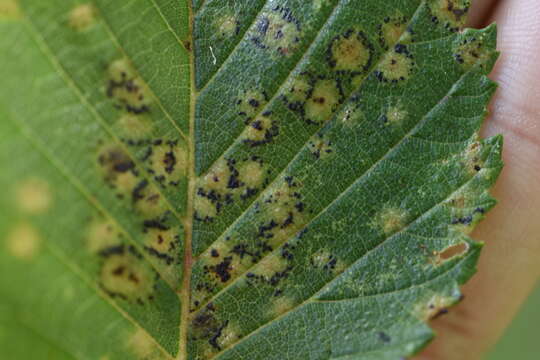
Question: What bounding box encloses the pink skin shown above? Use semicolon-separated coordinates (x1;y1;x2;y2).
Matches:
415;0;540;359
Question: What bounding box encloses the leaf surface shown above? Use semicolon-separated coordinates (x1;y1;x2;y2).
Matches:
0;0;503;359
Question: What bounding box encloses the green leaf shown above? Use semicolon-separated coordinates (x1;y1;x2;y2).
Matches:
0;0;502;359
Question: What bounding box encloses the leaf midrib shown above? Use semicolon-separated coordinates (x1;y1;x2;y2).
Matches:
179;1;197;359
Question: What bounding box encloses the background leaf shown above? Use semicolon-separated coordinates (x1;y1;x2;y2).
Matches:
0;0;502;359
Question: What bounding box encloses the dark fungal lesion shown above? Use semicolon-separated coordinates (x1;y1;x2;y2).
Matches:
141;211;181;266
453;31;492;70
235;89;269;125
191;177;306;310
190;303;231;352
243;111;280;147
374;43;416;84
377;15;408;50
194;156;270;222
282;72;344;125
308;135;333;159
98;244;159;305
250;5;302;57
106;59;151;115
94;142;183;282
429;0;471;32
326;28;375;75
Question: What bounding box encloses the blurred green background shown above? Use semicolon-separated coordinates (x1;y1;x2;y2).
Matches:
486;284;539;359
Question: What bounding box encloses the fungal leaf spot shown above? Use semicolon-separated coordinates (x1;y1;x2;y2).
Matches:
243;114;278;146
463;140;483;175
374;207;408;235
259;178;307;248
310;250;346;274
236;89;268;124
375;44;415;83
454;30;492;70
269;295;296;318
107;59;151;115
68;4;96;31
379;15;408;50
86;219;122;254
127;328;166;360
100;245;157;304
237;159;265;189
251;6;302;57
215;14;239;38
16;178;52;214
328;29;373;72
308;136;333;159
384;101;407;126
0;0;20;19
429;0;470;32
5;222;41;261
115;114;153;141
414;294;456;321
148;140;188;185
305;79;340;124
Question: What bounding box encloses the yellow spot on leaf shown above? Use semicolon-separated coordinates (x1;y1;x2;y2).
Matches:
430;0;470;30
375;207;408;234
236;90;267;119
376;47;415;83
329;29;371;72
0;0;20;19
215;14;238;38
215;322;240;349
269;295;296;317
254;254;288;278
144;228;178;254
128;328;165;359
115;114;153;140
199;158;230;193
454;33;491;70
5;223;41;261
305;79;340;123
253;9;302;56
308;138;333;159
149;142;188;183
100;246;155;303
195;196;217;219
311;250;346;274
414;294;456;321
385;102;407;125
68;4;96;31
285;76;311;103
244;115;274;143
380;16;407;49
16;178;52;214
237;160;264;189
107;59;151;113
464;140;483;175
86;220;122;253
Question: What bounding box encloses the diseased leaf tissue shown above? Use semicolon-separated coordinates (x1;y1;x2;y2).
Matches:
0;0;502;359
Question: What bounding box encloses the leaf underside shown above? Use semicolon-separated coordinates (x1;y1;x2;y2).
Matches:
0;0;503;359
